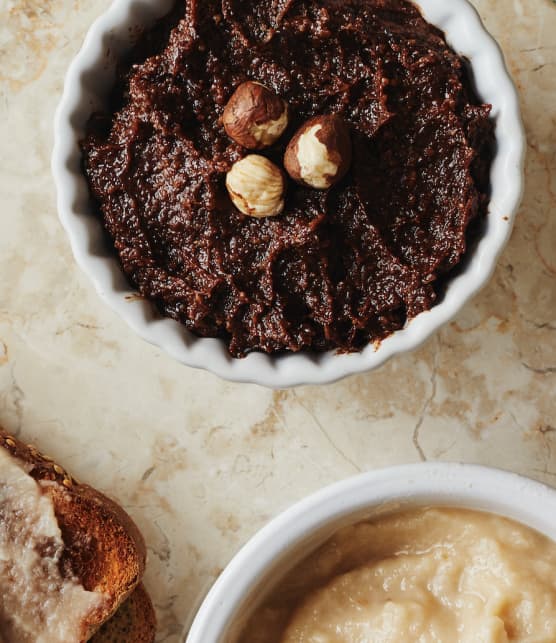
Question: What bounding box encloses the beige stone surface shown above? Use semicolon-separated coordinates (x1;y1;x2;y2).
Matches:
0;1;555;641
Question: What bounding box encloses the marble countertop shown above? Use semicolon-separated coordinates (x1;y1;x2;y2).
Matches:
0;1;555;641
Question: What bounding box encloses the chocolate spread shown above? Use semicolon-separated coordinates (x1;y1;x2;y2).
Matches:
82;0;493;357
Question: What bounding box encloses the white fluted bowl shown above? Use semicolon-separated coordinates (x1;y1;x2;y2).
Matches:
52;0;525;387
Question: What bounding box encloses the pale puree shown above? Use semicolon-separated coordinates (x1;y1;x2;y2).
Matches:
239;508;556;643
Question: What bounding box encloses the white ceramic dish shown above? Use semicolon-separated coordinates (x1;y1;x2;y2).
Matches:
52;0;525;388
186;463;556;642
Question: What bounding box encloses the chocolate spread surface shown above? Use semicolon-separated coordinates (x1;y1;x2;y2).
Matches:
82;0;493;357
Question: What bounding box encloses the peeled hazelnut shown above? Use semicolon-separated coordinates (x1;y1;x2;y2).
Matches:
284;114;352;189
223;81;289;150
226;155;286;218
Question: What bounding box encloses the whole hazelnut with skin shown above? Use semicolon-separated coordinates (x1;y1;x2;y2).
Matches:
223;81;289;150
284;114;352;189
226;155;286;218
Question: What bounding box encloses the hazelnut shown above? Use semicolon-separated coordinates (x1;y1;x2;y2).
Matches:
223;81;289;150
226;155;286;218
284;114;352;189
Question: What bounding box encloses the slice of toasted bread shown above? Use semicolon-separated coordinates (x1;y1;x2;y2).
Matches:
90;584;157;643
0;428;147;641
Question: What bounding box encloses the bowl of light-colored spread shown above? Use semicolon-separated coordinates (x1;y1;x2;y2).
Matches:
187;463;556;642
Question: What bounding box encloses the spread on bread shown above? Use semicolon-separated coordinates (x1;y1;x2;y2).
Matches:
0;429;155;643
0;447;105;642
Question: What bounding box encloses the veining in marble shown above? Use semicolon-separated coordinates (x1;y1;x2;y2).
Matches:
0;1;555;641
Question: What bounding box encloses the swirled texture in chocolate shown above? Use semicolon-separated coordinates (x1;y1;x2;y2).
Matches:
83;0;493;357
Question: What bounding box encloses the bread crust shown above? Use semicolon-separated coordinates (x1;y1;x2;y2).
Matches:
90;584;157;643
0;428;147;641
